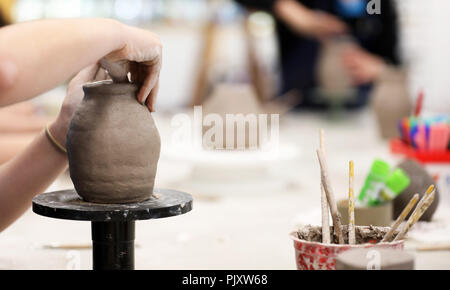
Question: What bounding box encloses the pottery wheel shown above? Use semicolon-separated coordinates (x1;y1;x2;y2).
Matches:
32;188;192;221
32;188;193;270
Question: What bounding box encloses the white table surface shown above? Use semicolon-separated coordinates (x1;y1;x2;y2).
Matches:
1;108;449;269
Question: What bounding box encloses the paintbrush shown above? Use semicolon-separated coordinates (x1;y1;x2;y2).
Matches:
394;185;436;241
415;243;450;252
382;193;419;242
317;149;345;244
414;89;424;117
348;160;356;244
320;129;331;244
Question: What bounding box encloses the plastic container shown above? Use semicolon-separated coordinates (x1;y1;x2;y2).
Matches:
390;138;450;163
377;168;410;206
358;159;390;205
290;225;404;270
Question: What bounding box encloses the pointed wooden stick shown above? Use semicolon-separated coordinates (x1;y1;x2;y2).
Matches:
320;129;331;244
413;185;435;215
317;149;344;244
393;184;435;241
348;160;356;244
416;243;450;252
394;187;436;241
382;193;419;242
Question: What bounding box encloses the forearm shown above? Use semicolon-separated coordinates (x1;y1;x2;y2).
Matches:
0;18;125;106
0;133;36;164
273;0;312;34
0;124;67;232
0;112;49;133
236;0;312;34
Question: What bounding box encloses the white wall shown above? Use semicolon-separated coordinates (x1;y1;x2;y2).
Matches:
397;0;450;116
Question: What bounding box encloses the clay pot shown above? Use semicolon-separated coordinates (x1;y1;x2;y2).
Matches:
317;38;355;100
394;159;439;221
66;80;161;204
371;68;411;139
291;225;404;270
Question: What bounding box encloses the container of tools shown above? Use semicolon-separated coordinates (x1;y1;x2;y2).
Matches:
290;130;437;270
290;225;404;270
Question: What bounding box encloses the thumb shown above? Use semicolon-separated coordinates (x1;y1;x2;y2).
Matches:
100;58;129;83
69;63;102;88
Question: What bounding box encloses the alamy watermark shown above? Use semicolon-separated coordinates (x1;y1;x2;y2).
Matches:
366;249;381;270
170;106;280;152
367;0;381;15
66;250;81;270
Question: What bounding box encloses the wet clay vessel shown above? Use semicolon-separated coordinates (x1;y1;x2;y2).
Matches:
66;80;161;204
394;159;439;221
371;68;411;139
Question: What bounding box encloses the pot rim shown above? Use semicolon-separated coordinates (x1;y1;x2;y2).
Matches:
289;226;404;249
83;80;139;95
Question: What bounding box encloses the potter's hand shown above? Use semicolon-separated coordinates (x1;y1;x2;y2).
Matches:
101;25;162;112
275;0;348;40
341;46;385;85
307;11;348;40
50;64;108;146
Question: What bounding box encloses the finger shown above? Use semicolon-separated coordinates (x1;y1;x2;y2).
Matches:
129;61;145;85
100;58;129;83
79;64;100;81
145;80;159;112
68;63;100;88
129;62;139;83
94;68;109;81
137;62;161;105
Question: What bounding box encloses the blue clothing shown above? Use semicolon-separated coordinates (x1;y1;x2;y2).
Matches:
236;0;399;108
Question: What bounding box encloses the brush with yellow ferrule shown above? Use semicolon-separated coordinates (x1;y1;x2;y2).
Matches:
398;184;434;229
320;129;331;244
394;186;436;241
382;193;419;242
416;184;435;210
348;160;356;245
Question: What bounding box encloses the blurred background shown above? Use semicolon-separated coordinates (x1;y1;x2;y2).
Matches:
0;0;449;269
1;0;448;111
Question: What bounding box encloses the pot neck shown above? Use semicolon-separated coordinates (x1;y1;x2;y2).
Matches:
83;80;139;97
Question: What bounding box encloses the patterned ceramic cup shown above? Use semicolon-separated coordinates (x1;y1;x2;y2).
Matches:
290;225;404;270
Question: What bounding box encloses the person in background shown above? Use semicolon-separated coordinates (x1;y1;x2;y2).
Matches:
0;18;162;231
236;0;400;109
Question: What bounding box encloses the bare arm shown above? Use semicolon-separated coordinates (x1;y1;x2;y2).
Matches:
273;0;347;39
0;64;105;232
236;0;347;40
0;18;161;111
0;126;66;232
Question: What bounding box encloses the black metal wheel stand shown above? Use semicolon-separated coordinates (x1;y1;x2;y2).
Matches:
32;188;193;270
